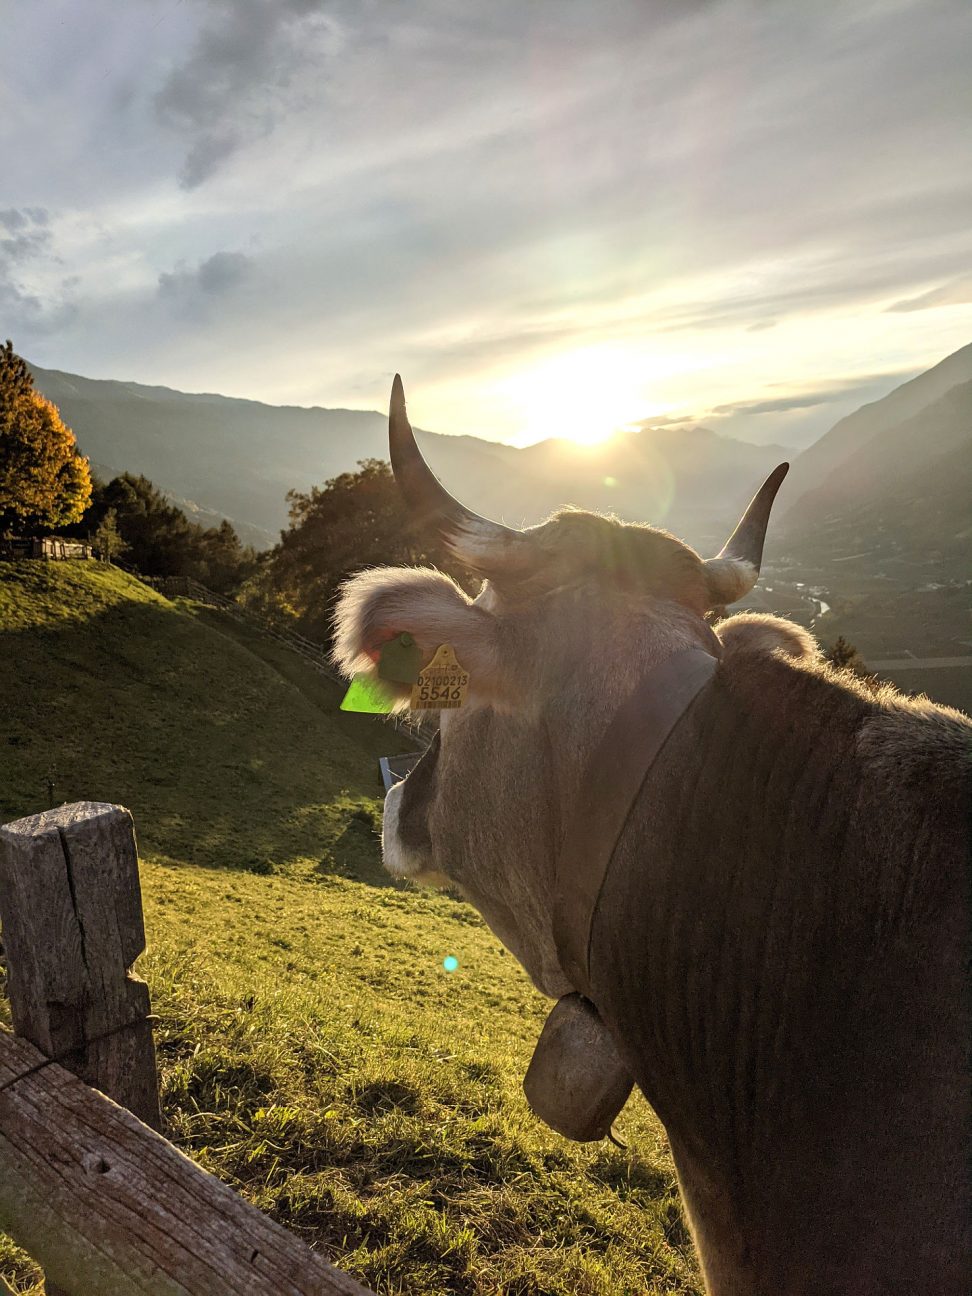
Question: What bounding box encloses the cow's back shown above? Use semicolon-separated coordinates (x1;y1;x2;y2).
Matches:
590;653;971;1294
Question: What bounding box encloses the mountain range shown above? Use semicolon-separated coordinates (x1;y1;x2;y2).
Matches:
779;344;972;583
29;344;972;576
28;363;788;553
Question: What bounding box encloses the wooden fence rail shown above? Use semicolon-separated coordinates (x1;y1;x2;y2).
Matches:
0;803;374;1296
0;1031;369;1296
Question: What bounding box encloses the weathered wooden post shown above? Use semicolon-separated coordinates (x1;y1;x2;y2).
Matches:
0;801;161;1128
0;801;161;1295
0;801;375;1296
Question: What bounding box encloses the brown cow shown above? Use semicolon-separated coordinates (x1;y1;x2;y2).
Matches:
333;376;970;1295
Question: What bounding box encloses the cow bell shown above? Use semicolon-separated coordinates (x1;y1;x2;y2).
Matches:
523;993;634;1142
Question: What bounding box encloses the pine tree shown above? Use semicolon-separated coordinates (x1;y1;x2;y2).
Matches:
79;472;255;592
93;507;127;563
824;635;871;677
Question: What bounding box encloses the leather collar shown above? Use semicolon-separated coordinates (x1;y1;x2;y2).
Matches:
552;643;719;999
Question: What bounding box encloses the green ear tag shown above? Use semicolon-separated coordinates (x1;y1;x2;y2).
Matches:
340;675;395;714
378;632;422;684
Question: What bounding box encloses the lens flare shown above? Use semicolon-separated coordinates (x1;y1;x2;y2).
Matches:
442;955;459;972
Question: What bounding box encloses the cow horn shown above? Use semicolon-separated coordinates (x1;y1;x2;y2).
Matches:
389;374;529;569
704;463;789;606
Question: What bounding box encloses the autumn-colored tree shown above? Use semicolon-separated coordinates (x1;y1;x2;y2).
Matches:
0;340;92;534
245;458;472;639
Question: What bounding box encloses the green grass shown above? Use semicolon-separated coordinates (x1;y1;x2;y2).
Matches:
0;561;699;1295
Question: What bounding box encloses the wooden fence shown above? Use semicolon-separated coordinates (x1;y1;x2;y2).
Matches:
0;801;375;1296
145;575;345;680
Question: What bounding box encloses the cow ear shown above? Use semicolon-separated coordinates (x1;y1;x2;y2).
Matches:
332;567;507;706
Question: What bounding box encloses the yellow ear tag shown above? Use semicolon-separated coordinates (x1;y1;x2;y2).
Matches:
410;643;470;711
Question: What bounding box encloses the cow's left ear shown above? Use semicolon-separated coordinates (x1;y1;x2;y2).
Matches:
332;566;509;707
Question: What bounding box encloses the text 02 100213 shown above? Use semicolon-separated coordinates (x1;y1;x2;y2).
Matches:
410;644;470;710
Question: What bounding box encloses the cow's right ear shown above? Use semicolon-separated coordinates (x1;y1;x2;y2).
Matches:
332;567;509;708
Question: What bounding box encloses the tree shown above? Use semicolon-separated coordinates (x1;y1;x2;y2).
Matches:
0;340;92;534
247;458;472;638
824;635;871;678
94;474;196;574
73;472;257;593
93;508;127;563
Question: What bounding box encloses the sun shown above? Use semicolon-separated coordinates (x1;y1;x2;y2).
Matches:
497;345;672;446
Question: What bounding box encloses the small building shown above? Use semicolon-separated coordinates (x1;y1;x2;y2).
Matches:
0;536;92;560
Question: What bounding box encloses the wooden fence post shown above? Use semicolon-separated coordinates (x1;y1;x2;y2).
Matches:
0;800;161;1129
0;802;162;1294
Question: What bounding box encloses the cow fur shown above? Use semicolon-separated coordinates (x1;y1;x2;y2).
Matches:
591;645;970;1294
335;549;971;1293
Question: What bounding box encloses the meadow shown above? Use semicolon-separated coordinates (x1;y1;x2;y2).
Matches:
0;561;700;1295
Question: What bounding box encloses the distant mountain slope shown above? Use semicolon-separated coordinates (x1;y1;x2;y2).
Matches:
784;342;972;505
30;365;396;542
781;377;972;582
30;363;788;554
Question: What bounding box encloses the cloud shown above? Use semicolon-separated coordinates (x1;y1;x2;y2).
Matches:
698;369;924;449
153;0;337;188
0;207;52;263
2;1;971;441
634;413;699;430
709;374;909;418
0;278;42;318
0;207;49;233
713;394;834;417
886;274;972;313
0;207;68;334
158;251;254;313
631;370;919;441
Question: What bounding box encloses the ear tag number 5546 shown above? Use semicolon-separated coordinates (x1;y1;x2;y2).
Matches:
411;644;470;710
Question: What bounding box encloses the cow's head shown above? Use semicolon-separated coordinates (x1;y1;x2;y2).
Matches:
333;376;788;999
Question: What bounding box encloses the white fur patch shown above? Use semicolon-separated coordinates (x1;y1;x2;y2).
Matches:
331;566;475;680
473;579;499;612
380;782;421;878
448;520;532;575
705;557;759;606
381;781;453;888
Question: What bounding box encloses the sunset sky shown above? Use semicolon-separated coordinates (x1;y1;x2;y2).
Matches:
2;0;971;448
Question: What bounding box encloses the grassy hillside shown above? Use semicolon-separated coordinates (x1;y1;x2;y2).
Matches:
0;562;699;1295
